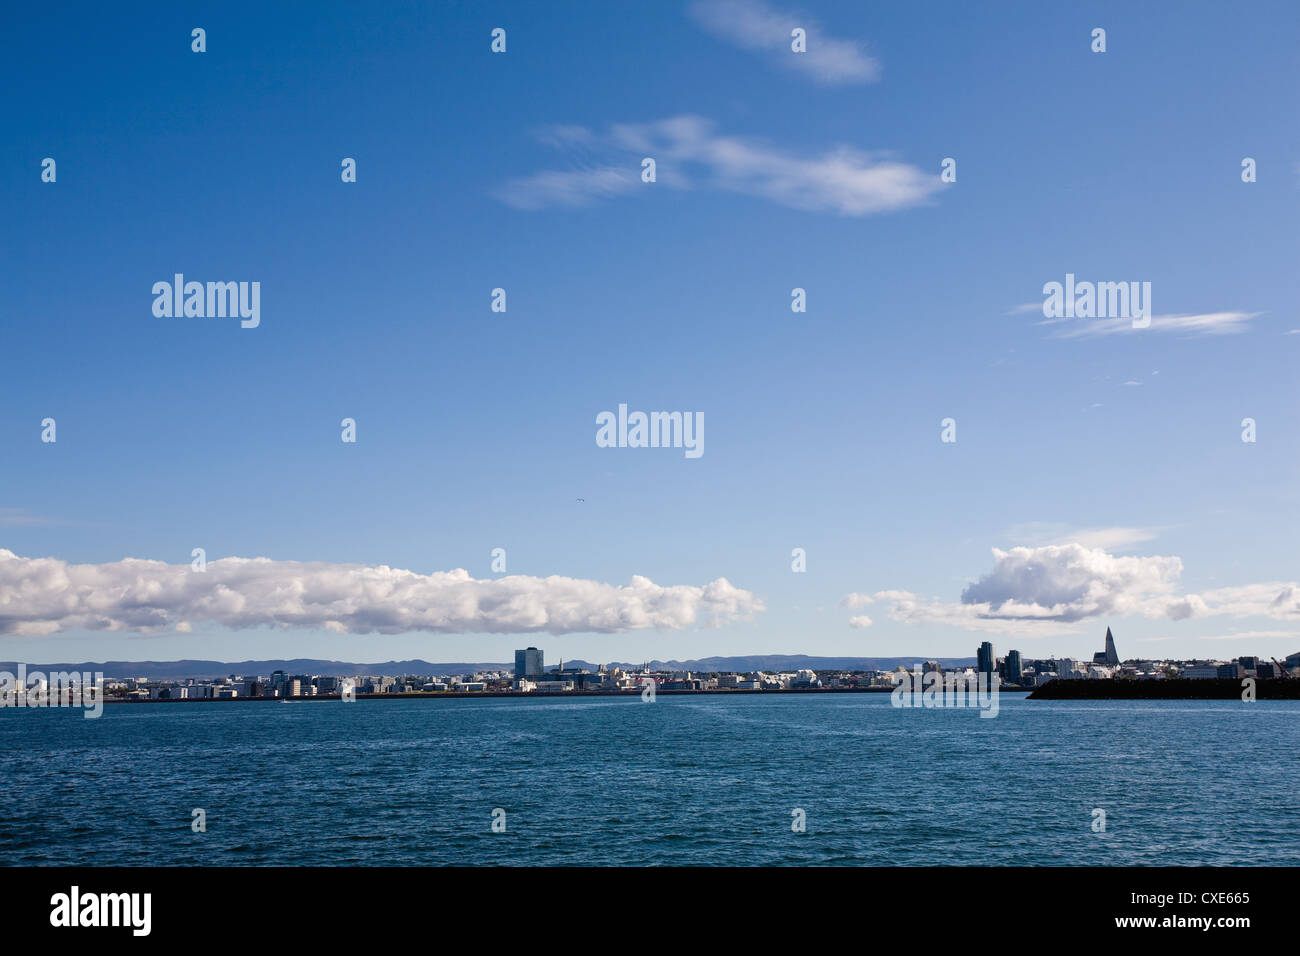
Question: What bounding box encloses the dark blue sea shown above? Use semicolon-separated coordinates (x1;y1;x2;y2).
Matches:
3;694;1297;865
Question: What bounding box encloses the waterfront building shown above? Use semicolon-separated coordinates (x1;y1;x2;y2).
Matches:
977;642;995;676
533;680;574;693
1003;650;1023;683
514;647;544;680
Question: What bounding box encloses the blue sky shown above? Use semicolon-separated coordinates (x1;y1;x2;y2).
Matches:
2;0;1298;666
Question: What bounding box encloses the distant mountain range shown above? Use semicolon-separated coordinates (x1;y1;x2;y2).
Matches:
0;654;976;680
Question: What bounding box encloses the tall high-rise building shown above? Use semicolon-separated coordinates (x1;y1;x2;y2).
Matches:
1004;649;1023;682
514;647;544;680
977;642;995;675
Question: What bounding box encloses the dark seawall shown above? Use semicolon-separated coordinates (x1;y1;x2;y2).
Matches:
1028;678;1300;700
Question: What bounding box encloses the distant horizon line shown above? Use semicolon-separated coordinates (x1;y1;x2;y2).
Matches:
1;652;983;667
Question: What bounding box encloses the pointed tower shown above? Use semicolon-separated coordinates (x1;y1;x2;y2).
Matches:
1103;627;1119;666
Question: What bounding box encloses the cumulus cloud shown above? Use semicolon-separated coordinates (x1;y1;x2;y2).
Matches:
1191;583;1300;619
959;545;1183;622
688;0;880;85
0;549;764;637
847;615;873;629
858;588;1082;637
844;544;1300;634
497;115;939;216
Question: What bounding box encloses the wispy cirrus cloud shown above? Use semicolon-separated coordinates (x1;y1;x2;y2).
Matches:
842;543;1300;636
495;165;640;210
1002;522;1162;553
688;0;880;85
0;548;764;637
1011;300;1263;337
1196;629;1299;641
496;115;940;216
0;509;66;528
1050;311;1263;338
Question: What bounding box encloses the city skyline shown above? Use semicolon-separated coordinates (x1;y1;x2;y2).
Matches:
5;624;1293;682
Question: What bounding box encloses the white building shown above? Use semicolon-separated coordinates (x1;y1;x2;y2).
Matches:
533;680;574;692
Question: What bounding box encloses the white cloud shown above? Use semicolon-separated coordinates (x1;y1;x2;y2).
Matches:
1053;311;1262;339
862;588;1082;636
1196;629;1299;641
1060;527;1160;551
959;545;1184;622
688;0;880;85
848;615;873;629
1188;583;1300;620
845;543;1300;635
498;115;939;216
493;165;639;210
1003;522;1160;552
0;549;764;637
0;509;61;527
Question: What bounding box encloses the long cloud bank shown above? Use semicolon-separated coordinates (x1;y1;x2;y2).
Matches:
0;549;764;637
843;543;1300;635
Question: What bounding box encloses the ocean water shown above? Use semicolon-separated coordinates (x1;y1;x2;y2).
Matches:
2;694;1297;866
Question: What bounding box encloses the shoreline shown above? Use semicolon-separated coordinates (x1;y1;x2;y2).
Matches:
107;685;1039;704
97;679;1300;705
